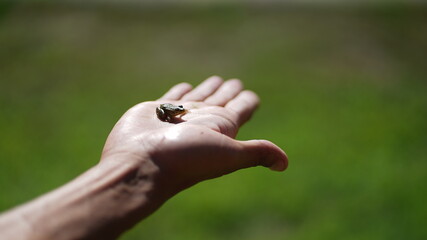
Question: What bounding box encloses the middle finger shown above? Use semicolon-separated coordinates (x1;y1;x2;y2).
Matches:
181;76;223;101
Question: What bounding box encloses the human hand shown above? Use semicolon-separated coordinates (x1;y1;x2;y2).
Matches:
0;76;288;240
101;76;288;197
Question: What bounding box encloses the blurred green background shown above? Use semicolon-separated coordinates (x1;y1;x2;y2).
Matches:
1;2;426;239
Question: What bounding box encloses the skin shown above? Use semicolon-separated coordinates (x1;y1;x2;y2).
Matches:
0;76;288;240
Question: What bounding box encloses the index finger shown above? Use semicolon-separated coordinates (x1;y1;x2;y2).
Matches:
225;90;260;127
158;82;193;101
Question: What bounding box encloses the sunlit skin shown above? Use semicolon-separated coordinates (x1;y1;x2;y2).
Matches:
0;76;288;240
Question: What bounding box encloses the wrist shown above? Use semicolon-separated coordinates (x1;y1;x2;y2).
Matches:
0;155;165;240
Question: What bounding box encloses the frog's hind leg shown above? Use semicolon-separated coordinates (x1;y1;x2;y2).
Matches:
156;108;167;121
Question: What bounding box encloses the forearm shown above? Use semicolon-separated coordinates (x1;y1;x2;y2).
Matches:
0;156;162;240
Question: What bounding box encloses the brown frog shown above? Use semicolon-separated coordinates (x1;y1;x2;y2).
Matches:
156;103;187;122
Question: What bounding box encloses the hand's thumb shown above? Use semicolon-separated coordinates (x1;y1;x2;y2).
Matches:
237;139;288;171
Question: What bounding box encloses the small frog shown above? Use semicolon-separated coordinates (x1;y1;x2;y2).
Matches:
156;103;187;122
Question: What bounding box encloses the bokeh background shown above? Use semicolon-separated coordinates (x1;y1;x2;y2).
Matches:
1;1;426;239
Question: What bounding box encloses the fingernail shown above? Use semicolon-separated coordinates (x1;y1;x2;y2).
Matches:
269;159;286;171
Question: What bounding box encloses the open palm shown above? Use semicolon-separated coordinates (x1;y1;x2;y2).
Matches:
0;76;289;240
101;76;288;193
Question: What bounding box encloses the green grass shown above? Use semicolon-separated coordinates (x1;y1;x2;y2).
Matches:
1;3;426;240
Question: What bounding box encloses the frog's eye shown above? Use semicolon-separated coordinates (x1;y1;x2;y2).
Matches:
178;105;183;108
